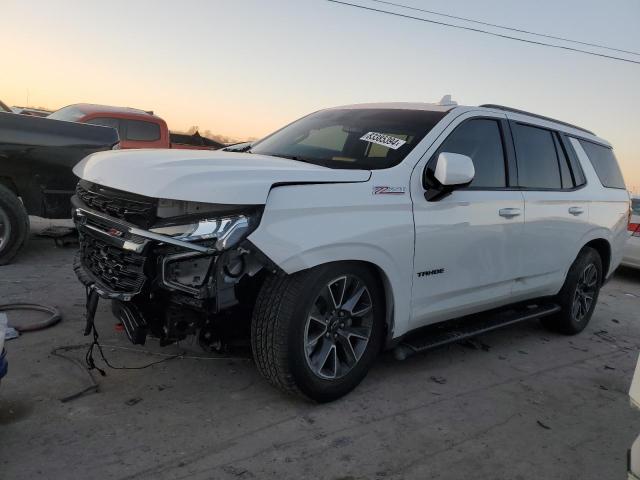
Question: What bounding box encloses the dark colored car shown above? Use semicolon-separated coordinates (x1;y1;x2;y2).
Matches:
0;112;119;264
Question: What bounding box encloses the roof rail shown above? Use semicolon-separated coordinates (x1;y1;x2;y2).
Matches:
479;104;594;135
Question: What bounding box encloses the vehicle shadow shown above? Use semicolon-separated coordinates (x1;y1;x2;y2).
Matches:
615;265;640;283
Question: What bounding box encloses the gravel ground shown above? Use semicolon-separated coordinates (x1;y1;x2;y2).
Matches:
1;219;639;480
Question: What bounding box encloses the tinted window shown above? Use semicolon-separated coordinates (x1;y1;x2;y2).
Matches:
513;124;561;189
578;139;625;189
250;108;447;170
48;105;85;122
85;116;121;133
437;119;506;188
554;136;574;188
561;135;586;187
632;199;640;215
125;120;161;141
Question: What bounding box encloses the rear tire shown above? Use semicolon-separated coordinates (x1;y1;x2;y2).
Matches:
0;184;29;266
541;247;602;335
251;262;384;402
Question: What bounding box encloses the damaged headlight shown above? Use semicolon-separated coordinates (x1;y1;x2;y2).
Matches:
151;200;261;250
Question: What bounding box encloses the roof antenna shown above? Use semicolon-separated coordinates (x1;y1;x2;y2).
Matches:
438;95;458;106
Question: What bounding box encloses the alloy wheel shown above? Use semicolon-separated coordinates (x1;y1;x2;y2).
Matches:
572;263;598;321
303;275;374;380
0;206;11;252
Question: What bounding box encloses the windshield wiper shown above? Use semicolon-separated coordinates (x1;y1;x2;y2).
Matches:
268;153;313;164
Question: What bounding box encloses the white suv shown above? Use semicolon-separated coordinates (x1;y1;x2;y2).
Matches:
72;102;630;401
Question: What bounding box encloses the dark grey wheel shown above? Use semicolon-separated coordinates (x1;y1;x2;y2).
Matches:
0;184;30;266
304;275;374;380
542;246;602;335
0;206;11;252
251;262;384;402
571;263;598;322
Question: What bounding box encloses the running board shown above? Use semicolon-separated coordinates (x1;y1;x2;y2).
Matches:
393;303;561;360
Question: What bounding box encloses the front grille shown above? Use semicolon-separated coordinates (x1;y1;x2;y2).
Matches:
79;232;147;294
76;181;157;228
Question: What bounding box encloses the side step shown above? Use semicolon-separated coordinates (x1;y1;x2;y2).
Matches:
393;303;561;360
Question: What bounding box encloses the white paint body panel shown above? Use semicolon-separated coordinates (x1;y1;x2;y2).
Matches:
73;149;370;204
73;103;629;342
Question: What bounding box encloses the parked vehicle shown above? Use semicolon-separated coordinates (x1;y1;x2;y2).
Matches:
48;104;224;150
0;112;119;264
622;196;640;269
71;102;629;401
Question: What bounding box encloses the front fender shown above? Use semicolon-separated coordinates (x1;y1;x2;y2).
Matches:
248;182;415;340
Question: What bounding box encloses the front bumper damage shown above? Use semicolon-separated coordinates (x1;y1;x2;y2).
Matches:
71;192;271;348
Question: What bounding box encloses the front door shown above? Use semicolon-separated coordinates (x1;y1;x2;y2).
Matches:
410;114;524;327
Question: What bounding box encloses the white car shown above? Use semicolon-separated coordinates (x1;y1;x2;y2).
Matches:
71;101;630;401
623;197;640;269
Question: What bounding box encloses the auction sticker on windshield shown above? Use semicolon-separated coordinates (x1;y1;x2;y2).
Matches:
360;132;407;150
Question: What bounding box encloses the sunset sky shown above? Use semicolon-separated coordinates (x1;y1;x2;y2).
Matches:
1;0;639;188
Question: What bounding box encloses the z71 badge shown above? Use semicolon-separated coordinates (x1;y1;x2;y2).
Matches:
373;186;406;195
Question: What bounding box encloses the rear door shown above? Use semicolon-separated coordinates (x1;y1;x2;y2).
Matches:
510;121;591;298
410;113;525;327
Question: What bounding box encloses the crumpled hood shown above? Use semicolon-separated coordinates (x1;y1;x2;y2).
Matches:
73;149;371;204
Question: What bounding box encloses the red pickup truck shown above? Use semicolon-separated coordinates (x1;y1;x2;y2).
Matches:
47;103;224;150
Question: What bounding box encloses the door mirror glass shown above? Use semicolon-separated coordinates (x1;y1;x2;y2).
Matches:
424;152;475;201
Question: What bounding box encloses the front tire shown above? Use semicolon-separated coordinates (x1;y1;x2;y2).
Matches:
541;247;602;335
0;184;30;266
251;263;384;402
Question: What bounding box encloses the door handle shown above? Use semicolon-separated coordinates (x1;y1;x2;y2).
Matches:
568;207;584;216
499;208;521;218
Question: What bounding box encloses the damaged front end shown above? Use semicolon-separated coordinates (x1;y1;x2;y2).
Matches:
72;180;275;350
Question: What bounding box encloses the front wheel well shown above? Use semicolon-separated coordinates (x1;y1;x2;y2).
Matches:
583;238;611;280
244;259;396;348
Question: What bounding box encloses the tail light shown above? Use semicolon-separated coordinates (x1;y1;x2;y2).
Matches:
629;223;640;237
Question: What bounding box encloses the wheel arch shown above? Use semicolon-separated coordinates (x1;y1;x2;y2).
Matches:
274;247;407;348
583;238;611;280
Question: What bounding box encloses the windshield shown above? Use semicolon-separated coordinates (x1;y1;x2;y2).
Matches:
48;105;86;122
250;108;447;169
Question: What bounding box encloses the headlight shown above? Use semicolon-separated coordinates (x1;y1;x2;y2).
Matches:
151;199;262;250
151;216;250;249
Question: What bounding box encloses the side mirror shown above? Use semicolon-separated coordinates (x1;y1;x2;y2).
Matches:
424;152;475;201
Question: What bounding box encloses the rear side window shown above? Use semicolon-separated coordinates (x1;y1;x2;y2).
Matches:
578;139;626;189
513;124;561;189
85;117;121;132
436;119;506;188
125;120;161;141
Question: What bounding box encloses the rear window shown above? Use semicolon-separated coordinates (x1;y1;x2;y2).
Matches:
512;123;562;189
85;117;120;129
578;139;626;189
632;199;640;215
249;108;447;170
125;119;161;142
